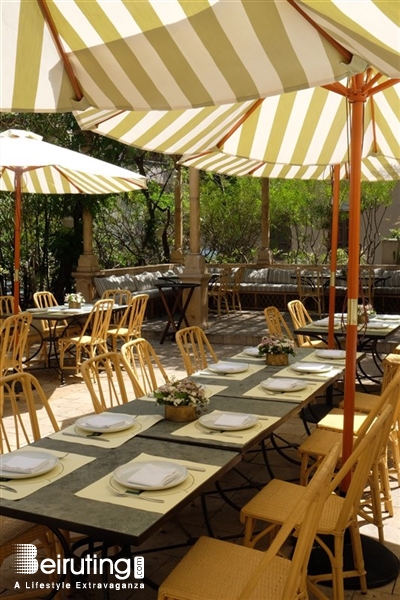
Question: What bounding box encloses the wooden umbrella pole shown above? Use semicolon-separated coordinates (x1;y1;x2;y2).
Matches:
13;168;23;314
328;164;340;348
342;73;366;491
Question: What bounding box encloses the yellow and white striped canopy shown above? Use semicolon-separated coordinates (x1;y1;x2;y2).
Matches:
75;76;400;167
2;0;399;113
179;153;400;182
0;130;146;194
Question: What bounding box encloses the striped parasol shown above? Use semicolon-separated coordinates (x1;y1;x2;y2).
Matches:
1;0;399;113
0;129;146;313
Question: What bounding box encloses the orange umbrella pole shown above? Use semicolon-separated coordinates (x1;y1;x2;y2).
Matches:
342;74;366;491
13;169;22;314
328;164;340;348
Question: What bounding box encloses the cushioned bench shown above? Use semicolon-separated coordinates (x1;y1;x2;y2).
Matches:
207;266;400;313
93;266;184;317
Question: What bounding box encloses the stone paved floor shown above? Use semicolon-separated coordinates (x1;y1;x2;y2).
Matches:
1;310;399;599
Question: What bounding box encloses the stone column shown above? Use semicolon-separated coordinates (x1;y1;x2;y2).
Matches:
73;208;101;301
171;160;183;264
180;167;210;328
257;177;273;265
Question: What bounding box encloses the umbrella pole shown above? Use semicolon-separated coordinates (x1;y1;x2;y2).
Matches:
13;168;23;314
342;74;366;491
328;165;340;348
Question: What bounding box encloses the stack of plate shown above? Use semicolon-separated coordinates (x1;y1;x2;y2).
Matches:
75;413;136;433
113;461;187;490
208;362;249;374
0;450;59;479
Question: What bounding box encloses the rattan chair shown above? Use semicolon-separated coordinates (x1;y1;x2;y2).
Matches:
0;312;32;376
58;299;114;373
240;406;392;600
80;351;144;413
120;338;170;397
296;267;325;317
228;266;245;312
158;443;340;600
264;306;295;342
175;326;219;376
107;293;149;351
297;370;400;543
208;267;232;316
101;289;132;326
0;372;60;597
0;295;14;316
332;354;400;485
33;290;80;360
287;299;327;348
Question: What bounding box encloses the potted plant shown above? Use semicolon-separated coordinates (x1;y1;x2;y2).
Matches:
357;303;376;324
65;292;85;309
153;378;210;422
257;334;296;366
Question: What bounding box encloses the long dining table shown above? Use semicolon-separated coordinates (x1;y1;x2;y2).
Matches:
293;313;400;377
0;346;347;592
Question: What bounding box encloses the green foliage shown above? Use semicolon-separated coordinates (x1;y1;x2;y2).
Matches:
198;173;262;262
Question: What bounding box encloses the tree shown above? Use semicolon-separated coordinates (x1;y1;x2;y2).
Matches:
269;179;332;263
198;173;262;262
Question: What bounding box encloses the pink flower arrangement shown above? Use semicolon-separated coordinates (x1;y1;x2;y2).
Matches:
258;335;296;356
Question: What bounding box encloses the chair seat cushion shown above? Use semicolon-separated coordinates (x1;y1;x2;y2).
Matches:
159;536;291;600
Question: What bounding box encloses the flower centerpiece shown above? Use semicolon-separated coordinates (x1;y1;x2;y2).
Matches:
154;378;210;422
357;303;376;324
258;334;296;366
65;292;85;309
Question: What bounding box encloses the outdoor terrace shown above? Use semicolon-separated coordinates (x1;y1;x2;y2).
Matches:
1;311;399;600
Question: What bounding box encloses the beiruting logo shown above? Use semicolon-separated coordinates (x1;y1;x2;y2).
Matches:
12;544;145;593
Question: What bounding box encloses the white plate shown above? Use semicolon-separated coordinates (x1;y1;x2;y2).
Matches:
291;362;333;373
260;378;307;392
315;350;346;360
366;322;390;329
199;412;258;431
0;450;59;479
242;347;262;358
113;461;187;491
75;413;136;433
208;361;249;374
379;314;400;321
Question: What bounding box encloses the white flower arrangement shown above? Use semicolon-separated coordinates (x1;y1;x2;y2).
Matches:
357;303;375;316
153;378;210;408
65;292;85;304
258;335;296;356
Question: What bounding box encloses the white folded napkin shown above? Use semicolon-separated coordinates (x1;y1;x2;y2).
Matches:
80;415;129;429
2;455;50;474
264;378;300;391
127;464;178;487
316;350;346;359
314;318;330;326
214;413;252;428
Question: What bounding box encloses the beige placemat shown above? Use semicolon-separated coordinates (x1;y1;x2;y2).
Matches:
300;350;364;366
0;448;95;500
273;364;343;381
193;363;265;381
49;415;164;448
243;379;326;403
75;452;220;514
171;410;280;444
